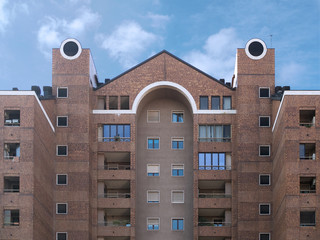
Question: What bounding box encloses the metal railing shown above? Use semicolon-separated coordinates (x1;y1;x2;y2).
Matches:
198;138;231;142
99;193;130;198
101;164;131;170
4;222;19;226
198;165;231;170
4;119;20;126
98;137;131;142
98;220;131;227
300;223;316;227
299;122;315;127
4;189;19;193
300;189;316;194
198;193;231;198
198;221;231;227
300;155;316;160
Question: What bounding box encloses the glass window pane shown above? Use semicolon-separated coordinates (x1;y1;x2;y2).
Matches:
223;125;231;139
178;219;183;230
205;153;212;170
199;153;205;170
213;153;218;169
178;141;183;149
124;125;130;138
223;96;231;110
172;219;177;230
211;96;220;109
118;125;124;137
219;153;225;169
154;139;159;149
200;96;208;109
110;125;117;138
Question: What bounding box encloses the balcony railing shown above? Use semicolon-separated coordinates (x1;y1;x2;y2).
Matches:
199;165;231;170
99;193;130;198
100;164;131;170
300;223;316;227
198;193;231;198
4;119;20;126
300;189;316;194
98;220;131;227
198;221;231;227
198;138;231;142
299;122;315;127
4;221;19;226
99;137;131;142
300;154;316;160
4;189;19;193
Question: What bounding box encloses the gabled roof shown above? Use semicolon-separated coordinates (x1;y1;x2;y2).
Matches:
94;50;234;90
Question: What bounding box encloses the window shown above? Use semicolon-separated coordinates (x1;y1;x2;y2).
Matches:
147;110;160;123
109;96;118;109
259;204;270;215
300;143;316;160
172;111;184;123
4;143;20;160
56;203;68;214
3;209;19;226
300;211;316;226
172;218;184;231
57;116;68;127
259;87;270;98
199;152;229;170
57;145;68;156
56;232;67;240
200;96;208;110
4;110;20;126
223;96;232;110
148;138;159;149
97;96;106;110
300;177;316;193
259;116;270;127
299;110;315;127
259;145;270;156
172;190;184;203
147;218;160;230
147;164;160;176
259;233;270;240
57;87;68;98
259;175;270;185
147;191;160;203
172;164;184;176
4;176;19;193
103;124;131;142
211;96;220;110
57;174;68;185
120;96;129;109
172;138;184;149
199;125;231;142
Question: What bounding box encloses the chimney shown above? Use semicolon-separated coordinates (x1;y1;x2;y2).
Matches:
31;86;41;97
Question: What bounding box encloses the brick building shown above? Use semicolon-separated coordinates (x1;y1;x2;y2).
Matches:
0;38;319;240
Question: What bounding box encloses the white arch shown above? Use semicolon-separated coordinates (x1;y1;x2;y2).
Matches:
132;81;197;113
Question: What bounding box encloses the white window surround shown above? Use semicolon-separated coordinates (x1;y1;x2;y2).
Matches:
259;116;270;127
171;190;184;203
259;203;271;215
259;145;270;157
147;217;160;230
171;164;184;177
56;145;68;156
56;203;68;214
172;110;184;123
147;110;160;123
56;232;68;240
147;190;160;203
171;137;184;150
147;137;160;149
57;116;68;127
147;164;160;176
171;217;184;231
57;87;68;98
92;81;237;115
56;174;68;185
259;174;271;186
259;233;270;240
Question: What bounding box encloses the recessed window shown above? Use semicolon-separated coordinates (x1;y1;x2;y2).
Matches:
103;124;131;142
109;96;118;110
4;176;20;193
4;143;20;160
147;110;160;123
300;177;316;194
97;96;106;110
172;111;184;123
120;96;129;109
147;164;160;176
200;96;208;110
147;190;160;203
3;209;19;226
56;203;68;214
259;174;270;185
148;138;160;149
172;218;184;231
259;233;270;240
299;143;316;160
259;145;270;156
259;88;270;98
172;164;184;176
147;218;160;230
172;138;184;149
300;211;316;226
198;152;230;170
56;174;68;185
57;145;68;156
199;125;231;142
299;110;315;127
57;116;68;127
56;232;67;240
4;110;20;126
259;204;271;215
223;96;232;110
211;96;220;110
172;190;184;203
57;87;68;98
259;116;270;127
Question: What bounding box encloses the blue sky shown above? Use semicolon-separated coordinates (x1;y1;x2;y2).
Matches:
0;0;319;91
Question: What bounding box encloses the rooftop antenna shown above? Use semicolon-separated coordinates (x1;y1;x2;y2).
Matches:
269;34;273;48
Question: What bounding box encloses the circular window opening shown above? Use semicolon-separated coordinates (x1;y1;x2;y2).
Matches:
60;39;82;60
245;39;267;60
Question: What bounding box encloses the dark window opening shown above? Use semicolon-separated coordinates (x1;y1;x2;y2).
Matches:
109;96;118;109
4;143;20;159
223;96;232;110
63;41;78;57
57;116;68;127
4;209;19;226
211;96;220;110
57;88;68;98
259;204;270;215
4;110;20;126
300;177;316;194
259;116;270;127
249;41;264;56
103;124;131;142
200;96;208;110
57;204;67;214
300;143;316;160
57;232;67;240
259;233;270;240
120;96;129;109
57;175;67;185
4;176;19;193
259;175;270;185
199;125;231;142
300;211;316;226
300;110;315;127
57;146;67;156
259;88;270;98
259;146;270;156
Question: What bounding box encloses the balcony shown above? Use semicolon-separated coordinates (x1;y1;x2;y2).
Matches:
98;208;131;236
300;177;316;194
299;110;315;127
98;152;131;180
4;143;20;161
4;110;20;126
98;180;130;208
3;209;19;226
300;143;316;160
4;176;20;193
198;181;231;208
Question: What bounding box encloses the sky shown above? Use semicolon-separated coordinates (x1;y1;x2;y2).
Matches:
0;0;319;91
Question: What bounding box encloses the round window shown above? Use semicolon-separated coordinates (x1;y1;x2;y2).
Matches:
60;39;82;60
245;39;267;60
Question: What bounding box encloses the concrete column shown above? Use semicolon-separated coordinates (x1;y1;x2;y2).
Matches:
98;154;104;169
226;153;232;169
225;182;232;196
98;210;105;224
98;126;103;142
98;182;105;197
225;210;232;225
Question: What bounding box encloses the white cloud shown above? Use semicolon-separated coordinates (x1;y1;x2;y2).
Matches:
98;21;158;68
278;62;306;87
146;12;170;29
37;8;100;58
184;28;242;82
0;0;9;33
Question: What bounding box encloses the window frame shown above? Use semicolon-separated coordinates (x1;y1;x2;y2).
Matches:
171;190;184;203
56;145;68;156
56;232;68;240
147;190;160;203
147;164;160;176
147;137;160;150
120;96;129;110
300;210;316;226
259;116;270;127
4;109;20;126
56;203;68;214
259;145;270;157
198;152;228;170
3;176;20;193
259;174;271;186
109;96;118;110
259;87;270;98
3;209;20;226
102;124;131;142
171;218;184;231
57;87;68;98
147;217;160;231
211;96;220;110
199;96;209;110
147;110;160;123
172;111;184;123
171;137;184;150
259;203;271;215
57;116;68;127
56;174;68;185
222;96;232;110
259;233;270;240
172;164;184;177
199;125;231;142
